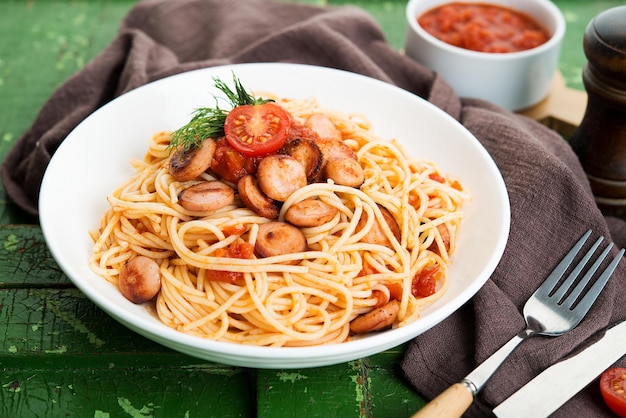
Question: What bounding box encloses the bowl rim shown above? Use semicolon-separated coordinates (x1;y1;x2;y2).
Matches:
405;0;566;60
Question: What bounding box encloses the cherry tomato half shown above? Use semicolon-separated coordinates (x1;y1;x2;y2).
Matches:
600;368;626;418
224;102;290;157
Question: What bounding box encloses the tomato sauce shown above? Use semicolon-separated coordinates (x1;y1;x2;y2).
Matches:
418;3;550;53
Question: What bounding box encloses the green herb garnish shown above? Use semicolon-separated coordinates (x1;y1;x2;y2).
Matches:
168;73;273;153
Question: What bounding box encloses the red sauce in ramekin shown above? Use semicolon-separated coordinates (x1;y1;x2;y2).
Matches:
418;3;550;53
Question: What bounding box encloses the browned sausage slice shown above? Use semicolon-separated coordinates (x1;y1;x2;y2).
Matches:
256;154;307;202
255;222;307;259
118;256;161;304
237;175;280;219
178;180;235;212
169;138;216;182
284;198;338;227
325;158;365;188
350;299;401;334
305;113;342;141
314;137;357;163
356;206;401;249
279;137;323;183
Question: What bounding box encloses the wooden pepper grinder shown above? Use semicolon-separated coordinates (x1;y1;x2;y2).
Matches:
569;6;626;217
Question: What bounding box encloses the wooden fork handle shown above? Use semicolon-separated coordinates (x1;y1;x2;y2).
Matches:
410;383;474;418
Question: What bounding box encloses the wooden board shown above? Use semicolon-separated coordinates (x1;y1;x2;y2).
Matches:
520;71;588;138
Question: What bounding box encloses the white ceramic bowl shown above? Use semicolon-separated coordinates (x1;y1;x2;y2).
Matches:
405;0;566;110
39;63;510;369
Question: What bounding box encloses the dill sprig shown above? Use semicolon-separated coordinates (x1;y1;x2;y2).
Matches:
214;76;271;107
168;106;228;151
168;73;272;152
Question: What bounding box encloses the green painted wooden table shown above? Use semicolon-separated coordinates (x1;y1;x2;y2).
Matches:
0;1;624;417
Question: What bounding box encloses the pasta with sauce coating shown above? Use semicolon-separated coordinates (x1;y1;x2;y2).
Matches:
89;95;468;347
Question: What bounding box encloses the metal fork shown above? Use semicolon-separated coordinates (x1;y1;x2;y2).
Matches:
412;230;624;418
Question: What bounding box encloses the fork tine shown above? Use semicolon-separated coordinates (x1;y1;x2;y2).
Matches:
568;248;625;313
536;230;592;297
550;236;603;302
560;242;612;308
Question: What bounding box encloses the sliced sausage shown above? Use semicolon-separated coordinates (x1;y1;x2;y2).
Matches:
350;299;400;334
314;137;359;185
118;256;161;304
315;137;357;163
305;113;342;141
279;137;322;183
428;224;451;255
325;158;365;188
284;198;338;227
178;181;235;212
256;154;307;202
237;175;280;219
255;222;307;260
169;138;216;182
356;206;401;249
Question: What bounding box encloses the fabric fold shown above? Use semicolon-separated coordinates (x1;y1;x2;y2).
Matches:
3;1;625;416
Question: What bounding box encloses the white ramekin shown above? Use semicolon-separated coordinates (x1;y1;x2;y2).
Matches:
405;0;566;110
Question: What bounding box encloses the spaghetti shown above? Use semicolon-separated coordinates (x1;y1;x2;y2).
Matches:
89;95;468;347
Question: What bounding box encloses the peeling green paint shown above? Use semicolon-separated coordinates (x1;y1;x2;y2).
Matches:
179;363;241;376
348;360;357;368
3;234;19;252
2;380;21;393
277;371;308;383
94;411;111;418
8;345;17;353
348;360;371;417
117;397;155;417
32;289;106;347
44;345;68;354
351;375;366;403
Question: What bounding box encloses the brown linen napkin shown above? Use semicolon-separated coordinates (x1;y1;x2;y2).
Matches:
2;0;625;416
